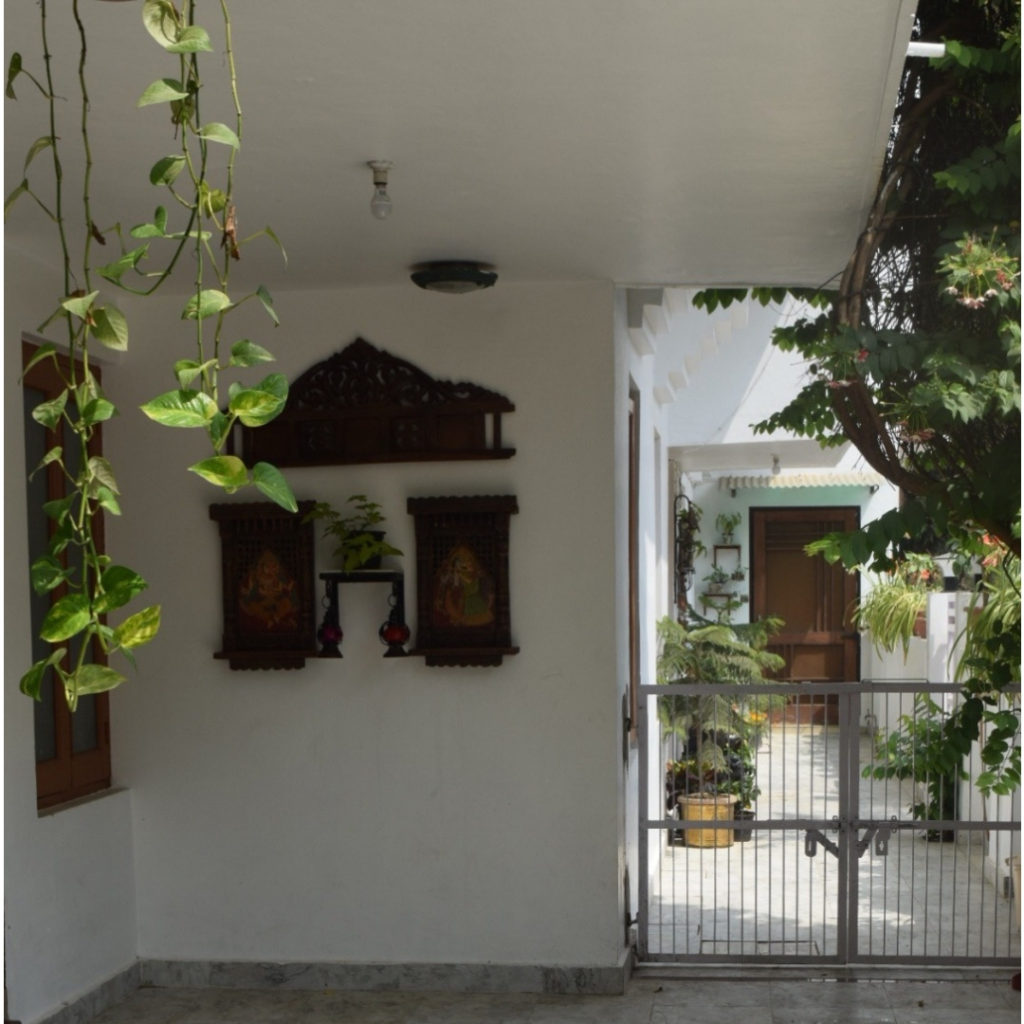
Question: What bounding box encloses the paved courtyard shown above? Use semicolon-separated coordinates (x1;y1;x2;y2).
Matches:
647;722;1020;962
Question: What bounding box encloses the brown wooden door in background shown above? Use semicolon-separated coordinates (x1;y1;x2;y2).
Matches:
751;507;859;718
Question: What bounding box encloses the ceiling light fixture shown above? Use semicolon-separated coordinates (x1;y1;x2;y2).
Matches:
367;160;393;220
410;261;498;294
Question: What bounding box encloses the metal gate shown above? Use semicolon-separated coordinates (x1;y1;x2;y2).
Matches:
637;680;1021;965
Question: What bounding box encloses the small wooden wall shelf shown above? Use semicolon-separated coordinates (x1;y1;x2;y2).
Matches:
317;570;409;658
234;338;515;467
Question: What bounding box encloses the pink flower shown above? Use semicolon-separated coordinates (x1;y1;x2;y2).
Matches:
856;348;869;362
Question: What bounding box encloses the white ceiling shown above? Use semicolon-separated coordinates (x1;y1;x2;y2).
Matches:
4;1;915;294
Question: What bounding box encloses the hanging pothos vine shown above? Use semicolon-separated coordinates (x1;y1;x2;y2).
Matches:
7;0;294;710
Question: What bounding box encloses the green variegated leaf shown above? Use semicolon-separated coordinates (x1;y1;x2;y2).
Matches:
137;78;190;108
197;122;240;149
252;462;297;512
228;374;288;427
21;342;57;377
6;52;22;99
30;554;73;594
61;290;100;321
23;136;53;172
4;178;29;216
69;663;127;697
32;390;67;430
29;445;63;479
229;339;275;367
261;225;288;265
142;0;181;48
94;565;147;614
20;649;66;701
89;305;129;351
207;411;233;450
81;398;117;426
113;604;161;650
200;183;227;214
94;486;122;516
166;25;213;54
149;155;187;186
40;593;91;642
140;389;218;427
98;246;148;284
256;284;279;325
87;456;120;495
130;221;165;239
42;494;75;523
188;455;249;491
173;357;217;389
182;289;232;320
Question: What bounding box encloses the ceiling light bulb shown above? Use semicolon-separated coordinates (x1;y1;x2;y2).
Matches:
370;185;392;220
367;160;393;220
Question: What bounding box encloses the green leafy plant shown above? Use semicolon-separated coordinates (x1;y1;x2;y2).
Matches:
864;693;966;840
715;511;741;542
657;612;785;797
853;552;942;657
702;565;731;589
304;496;403;571
8;0;292;709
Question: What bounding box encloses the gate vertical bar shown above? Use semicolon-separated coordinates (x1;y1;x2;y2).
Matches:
845;687;862;961
637;682;649;959
836;688;853;961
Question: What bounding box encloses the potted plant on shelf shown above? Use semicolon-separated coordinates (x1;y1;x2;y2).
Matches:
657;612;785;847
702;565;731;594
715;511;742;544
303;495;403;571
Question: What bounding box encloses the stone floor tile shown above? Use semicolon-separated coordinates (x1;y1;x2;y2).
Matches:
526;993;654;1023
642;979;774;1005
651;1002;773;1024
879;979;1016;1010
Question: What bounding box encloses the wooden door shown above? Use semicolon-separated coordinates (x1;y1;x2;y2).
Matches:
751;507;859;718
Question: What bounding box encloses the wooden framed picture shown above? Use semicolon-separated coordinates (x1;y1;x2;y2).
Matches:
209;501;319;670
406;495;518;666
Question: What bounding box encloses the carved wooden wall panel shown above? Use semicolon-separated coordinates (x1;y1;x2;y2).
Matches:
235;338;515;466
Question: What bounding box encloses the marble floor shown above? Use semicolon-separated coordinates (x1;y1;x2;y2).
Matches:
88;974;1021;1024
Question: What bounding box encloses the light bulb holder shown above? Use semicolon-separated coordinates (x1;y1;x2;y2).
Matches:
367;160;393;219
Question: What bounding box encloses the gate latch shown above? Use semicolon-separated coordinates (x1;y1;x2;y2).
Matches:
873;827;892;857
804;829;840;859
854;821;893;858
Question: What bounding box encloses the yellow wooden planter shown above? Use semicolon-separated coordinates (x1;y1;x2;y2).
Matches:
677;793;735;848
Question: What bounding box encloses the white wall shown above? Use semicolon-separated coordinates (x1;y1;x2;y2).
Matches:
613;292;675;916
4;255;140;1024
5;273;631;1019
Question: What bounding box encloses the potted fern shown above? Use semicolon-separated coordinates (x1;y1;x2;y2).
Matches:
303;495;402;571
657;611;785;845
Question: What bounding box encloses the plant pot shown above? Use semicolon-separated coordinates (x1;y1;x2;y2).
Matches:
734;806;755;842
677;793;735;848
343;530;387;570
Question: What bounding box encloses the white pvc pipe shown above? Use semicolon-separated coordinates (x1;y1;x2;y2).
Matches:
906;41;946;58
